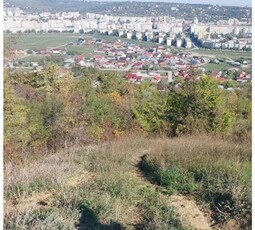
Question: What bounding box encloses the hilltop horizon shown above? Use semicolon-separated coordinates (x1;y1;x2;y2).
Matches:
5;0;252;8
83;0;252;7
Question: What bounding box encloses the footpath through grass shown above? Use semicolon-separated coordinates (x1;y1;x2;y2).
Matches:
4;138;184;229
4;136;250;229
139;135;251;229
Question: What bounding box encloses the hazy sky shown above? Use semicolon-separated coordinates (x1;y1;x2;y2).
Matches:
105;0;252;7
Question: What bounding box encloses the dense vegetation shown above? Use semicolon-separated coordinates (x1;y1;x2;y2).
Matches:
4;66;251;229
4;66;251;159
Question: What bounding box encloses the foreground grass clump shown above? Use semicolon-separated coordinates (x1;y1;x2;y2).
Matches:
139;136;251;228
4;138;183;229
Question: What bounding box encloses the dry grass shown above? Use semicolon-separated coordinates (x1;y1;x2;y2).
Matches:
4;138;183;229
5;135;250;229
140;135;251;229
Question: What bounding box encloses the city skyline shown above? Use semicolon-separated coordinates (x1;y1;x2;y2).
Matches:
89;0;252;7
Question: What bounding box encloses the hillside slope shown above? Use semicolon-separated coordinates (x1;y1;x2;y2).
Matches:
4;136;251;229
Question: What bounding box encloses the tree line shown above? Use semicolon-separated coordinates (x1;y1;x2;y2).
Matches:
4;65;251;160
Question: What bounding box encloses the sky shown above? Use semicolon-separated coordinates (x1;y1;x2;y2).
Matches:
99;0;252;7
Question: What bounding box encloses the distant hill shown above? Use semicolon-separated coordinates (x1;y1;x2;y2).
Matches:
5;0;84;11
5;0;251;22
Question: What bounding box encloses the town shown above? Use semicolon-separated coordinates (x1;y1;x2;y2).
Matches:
4;34;252;90
4;5;252;50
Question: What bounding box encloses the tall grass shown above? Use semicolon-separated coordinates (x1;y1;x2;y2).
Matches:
139;135;251;228
4;138;183;229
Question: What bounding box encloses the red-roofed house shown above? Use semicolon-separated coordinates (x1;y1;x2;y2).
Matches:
159;62;167;67
125;73;144;83
152;76;161;83
132;62;143;69
40;48;47;55
164;54;174;59
211;70;222;78
74;55;85;62
52;48;61;54
236;76;244;82
94;55;103;61
125;73;137;79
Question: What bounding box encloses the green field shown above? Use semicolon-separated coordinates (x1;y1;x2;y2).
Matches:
191;48;252;60
65;45;97;58
92;34;156;47
4;33;81;50
202;63;233;72
4;33;155;50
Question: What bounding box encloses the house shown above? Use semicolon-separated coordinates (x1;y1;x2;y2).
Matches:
40;48;48;55
211;70;223;78
159;62;167;67
102;62;115;69
4;58;11;67
74;55;85;62
125;73;137;79
117;60;126;67
152;76;161;83
125;73;144;83
94;55;103;61
132;75;143;83
144;52;153;58
17;49;27;55
236;76;244;82
9;48;18;54
132;62;143;69
52;48;61;54
164;54;174;59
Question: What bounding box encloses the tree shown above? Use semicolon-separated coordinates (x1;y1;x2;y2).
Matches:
132;82;168;134
167;77;223;136
4;72;31;158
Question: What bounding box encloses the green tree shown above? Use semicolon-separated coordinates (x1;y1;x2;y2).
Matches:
4;72;30;158
132;82;168;134
167;77;223;135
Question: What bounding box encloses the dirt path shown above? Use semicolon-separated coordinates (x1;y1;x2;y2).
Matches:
131;153;212;230
169;195;211;230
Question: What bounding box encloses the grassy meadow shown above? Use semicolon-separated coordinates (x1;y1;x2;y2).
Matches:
4;33;80;50
191;49;252;60
202;63;233;71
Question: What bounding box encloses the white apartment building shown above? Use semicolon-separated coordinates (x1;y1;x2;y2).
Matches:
176;38;182;47
158;36;164;44
127;31;133;39
185;38;192;48
167;37;173;46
